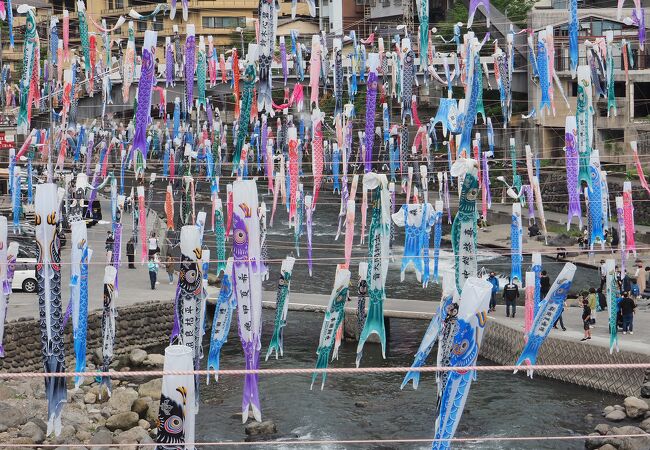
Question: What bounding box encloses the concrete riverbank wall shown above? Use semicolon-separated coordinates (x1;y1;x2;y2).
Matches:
1;298;647;397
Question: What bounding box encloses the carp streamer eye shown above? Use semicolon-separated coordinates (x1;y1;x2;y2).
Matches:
234;229;246;244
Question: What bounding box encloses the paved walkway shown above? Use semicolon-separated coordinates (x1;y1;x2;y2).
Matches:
269;290;650;357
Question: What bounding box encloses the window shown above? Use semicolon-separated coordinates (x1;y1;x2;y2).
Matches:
202;16;246;29
115;0;123;8
106;0;113;9
136;21;162;32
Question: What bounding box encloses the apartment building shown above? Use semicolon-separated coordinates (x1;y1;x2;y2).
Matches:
527;1;650;164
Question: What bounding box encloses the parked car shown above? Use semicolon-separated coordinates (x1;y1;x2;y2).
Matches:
11;245;38;293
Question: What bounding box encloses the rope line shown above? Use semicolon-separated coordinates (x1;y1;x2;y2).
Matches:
1;434;650;447
1;363;648;379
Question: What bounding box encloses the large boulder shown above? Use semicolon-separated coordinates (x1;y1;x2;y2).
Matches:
0;384;18;401
89;428;113;446
108;388;139;413
624;397;649;419
129;349;148;366
105;412;139;432
146;400;160;425
244;420;277;436
641;382;650;399
84;392;97;405
131;397;150;418
605;410;626;422
113;426;153;444
18;421;44;444
138;378;162;400
143;354;165;368
608;425;650;450
0;401;27;429
640;417;650;433
594;423;611;435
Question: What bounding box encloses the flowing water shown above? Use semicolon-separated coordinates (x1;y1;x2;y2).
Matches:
154;185;611;448
192;311;618;449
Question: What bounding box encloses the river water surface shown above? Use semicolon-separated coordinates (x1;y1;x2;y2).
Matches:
192;312;618;449
154;184;612;448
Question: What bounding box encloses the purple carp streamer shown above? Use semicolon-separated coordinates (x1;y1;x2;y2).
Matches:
468;0;490;28
364;54;379;173
232;181;263;422
132;31;157;171
564;116;582;229
185;25;196;113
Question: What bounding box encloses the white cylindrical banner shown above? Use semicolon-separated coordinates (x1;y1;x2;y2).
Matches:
155;345;196;449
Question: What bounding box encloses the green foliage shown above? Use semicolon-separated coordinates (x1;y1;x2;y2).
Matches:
436;2;469;37
492;0;537;27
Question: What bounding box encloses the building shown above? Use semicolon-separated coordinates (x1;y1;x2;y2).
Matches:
528;2;650;164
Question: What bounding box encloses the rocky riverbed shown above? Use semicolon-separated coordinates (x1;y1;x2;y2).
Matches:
0;348;167;448
585;370;650;450
0;346;280;448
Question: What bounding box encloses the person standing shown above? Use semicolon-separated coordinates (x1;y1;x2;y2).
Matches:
540;270;551;297
599;260;607;291
148;256;159;290
487;272;499;312
587;288;597;326
165;254;175;284
619;292;636;335
105;231;115;265
148;232;160;258
581;298;592;341
635;261;646;299
126;237;136;269
503;278;519;318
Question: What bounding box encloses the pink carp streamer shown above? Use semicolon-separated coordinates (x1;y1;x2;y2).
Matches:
309;35;321;108
631;141;650;194
63;9;69;61
311;109;324;207
622;182;636;257
288;127;299;224
615;197;627;274
305;195;313;276
137;186;147;263
524;272;535;341
565;116;582;229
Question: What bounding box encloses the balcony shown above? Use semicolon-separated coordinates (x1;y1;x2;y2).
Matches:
102;0;257;15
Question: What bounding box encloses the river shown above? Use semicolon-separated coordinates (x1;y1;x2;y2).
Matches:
192;311;618;449
147;179;611;448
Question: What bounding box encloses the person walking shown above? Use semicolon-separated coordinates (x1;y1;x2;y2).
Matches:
619;292;636;335
126;237;136;269
148;256;159;290
165;254;175;284
503;278;519;318
581;297;592;341
553;300;567;331
487;272;499;312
